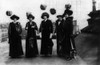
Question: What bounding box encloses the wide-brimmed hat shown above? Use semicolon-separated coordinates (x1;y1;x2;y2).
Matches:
57;15;63;18
10;15;19;20
27;14;35;19
41;12;49;19
67;10;73;16
63;10;73;17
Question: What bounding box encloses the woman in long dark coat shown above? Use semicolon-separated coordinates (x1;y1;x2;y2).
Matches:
39;12;53;56
25;14;38;58
8;15;23;58
63;10;73;59
55;15;65;56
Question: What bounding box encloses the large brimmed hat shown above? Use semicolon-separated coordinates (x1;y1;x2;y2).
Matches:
41;12;49;19
67;10;73;16
57;15;63;18
10;15;19;20
27;14;35;19
63;10;73;17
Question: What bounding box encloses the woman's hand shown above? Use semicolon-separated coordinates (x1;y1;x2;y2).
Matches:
31;26;35;28
50;33;53;39
39;33;42;38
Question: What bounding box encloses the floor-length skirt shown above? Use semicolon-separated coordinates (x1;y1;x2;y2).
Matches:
62;35;72;56
9;36;23;58
25;37;38;57
40;35;53;56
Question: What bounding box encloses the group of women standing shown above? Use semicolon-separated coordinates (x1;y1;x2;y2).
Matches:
8;6;76;59
8;12;54;58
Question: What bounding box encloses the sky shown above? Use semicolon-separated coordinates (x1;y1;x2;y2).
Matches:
0;0;100;29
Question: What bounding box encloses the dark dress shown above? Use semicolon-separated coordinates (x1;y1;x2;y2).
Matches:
62;17;73;57
8;22;23;58
55;19;65;56
25;21;38;57
39;19;53;56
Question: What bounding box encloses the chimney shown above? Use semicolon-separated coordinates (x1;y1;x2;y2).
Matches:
92;0;96;12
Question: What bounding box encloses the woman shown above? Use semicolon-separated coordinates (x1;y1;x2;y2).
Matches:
39;12;53;56
63;10;74;60
55;15;65;56
8;15;23;58
25;14;38;58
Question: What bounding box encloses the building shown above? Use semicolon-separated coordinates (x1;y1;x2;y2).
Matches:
0;23;9;42
73;20;80;35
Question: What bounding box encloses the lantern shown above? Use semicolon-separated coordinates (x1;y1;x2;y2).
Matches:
50;8;56;15
65;4;71;10
40;4;47;10
6;11;12;16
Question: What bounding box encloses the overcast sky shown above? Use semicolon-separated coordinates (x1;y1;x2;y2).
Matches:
0;0;100;29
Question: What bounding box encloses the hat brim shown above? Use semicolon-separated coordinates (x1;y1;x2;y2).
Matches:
27;16;35;19
10;15;19;20
41;12;49;19
57;15;63;18
27;14;35;19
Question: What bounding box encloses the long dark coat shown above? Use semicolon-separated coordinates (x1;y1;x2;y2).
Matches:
55;19;65;55
39;19;53;55
8;22;23;58
62;17;73;56
25;21;38;57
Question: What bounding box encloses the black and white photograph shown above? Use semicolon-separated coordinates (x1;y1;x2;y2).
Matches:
0;0;100;65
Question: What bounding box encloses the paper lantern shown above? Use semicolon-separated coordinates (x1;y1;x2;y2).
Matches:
50;8;56;15
40;4;47;10
65;4;71;9
6;11;12;16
